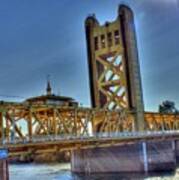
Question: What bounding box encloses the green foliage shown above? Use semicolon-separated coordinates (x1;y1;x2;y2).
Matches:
159;100;179;114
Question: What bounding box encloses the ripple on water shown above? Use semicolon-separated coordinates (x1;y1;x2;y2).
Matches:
9;163;179;180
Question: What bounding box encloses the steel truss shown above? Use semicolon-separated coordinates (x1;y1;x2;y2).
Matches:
0;103;179;144
96;51;128;110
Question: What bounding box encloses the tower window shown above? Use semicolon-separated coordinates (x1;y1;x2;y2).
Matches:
101;34;105;48
107;32;112;47
94;36;98;50
114;30;120;45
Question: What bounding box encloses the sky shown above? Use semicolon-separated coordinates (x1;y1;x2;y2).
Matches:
0;0;179;112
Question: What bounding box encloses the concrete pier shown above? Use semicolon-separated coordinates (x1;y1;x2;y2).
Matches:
174;140;179;163
71;140;176;173
0;160;9;180
0;149;9;180
147;141;176;171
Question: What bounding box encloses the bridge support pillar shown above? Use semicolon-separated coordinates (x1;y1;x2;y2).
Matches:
0;160;9;180
174;140;179;163
71;140;176;173
0;149;9;180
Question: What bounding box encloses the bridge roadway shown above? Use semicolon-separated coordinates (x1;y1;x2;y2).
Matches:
1;130;179;157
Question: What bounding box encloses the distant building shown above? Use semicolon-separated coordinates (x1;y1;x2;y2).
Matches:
24;79;78;107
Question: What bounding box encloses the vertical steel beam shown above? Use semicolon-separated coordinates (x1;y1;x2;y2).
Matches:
119;5;144;131
85;16;100;108
0;112;3;144
11;110;15;143
28;108;32;141
53;108;57;136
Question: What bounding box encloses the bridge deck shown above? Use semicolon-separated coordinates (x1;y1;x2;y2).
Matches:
0;103;179;156
2;131;179;157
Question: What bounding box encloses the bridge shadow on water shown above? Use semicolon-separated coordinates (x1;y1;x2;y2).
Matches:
59;171;177;180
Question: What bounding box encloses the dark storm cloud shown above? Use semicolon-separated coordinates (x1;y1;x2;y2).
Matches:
0;0;179;111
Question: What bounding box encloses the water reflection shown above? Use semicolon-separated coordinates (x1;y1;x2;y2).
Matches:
9;163;179;180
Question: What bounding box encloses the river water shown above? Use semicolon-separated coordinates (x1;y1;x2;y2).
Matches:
9;163;179;180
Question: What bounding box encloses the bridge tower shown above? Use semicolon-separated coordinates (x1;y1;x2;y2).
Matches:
85;5;144;131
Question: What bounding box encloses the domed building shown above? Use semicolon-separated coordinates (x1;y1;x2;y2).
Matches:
24;79;78;107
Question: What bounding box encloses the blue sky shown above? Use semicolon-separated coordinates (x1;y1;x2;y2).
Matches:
0;0;179;111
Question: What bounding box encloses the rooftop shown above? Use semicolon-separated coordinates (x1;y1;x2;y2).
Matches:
24;78;78;106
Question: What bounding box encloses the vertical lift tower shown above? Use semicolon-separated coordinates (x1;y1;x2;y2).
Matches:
85;5;144;131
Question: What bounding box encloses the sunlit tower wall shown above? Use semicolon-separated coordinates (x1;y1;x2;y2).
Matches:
85;5;144;131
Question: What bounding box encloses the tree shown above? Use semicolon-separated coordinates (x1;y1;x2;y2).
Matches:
159;100;179;114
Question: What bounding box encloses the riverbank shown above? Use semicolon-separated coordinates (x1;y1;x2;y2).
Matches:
9;152;70;164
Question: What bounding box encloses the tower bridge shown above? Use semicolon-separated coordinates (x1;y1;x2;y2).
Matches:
0;4;179;177
1;101;179;173
0;102;179;145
